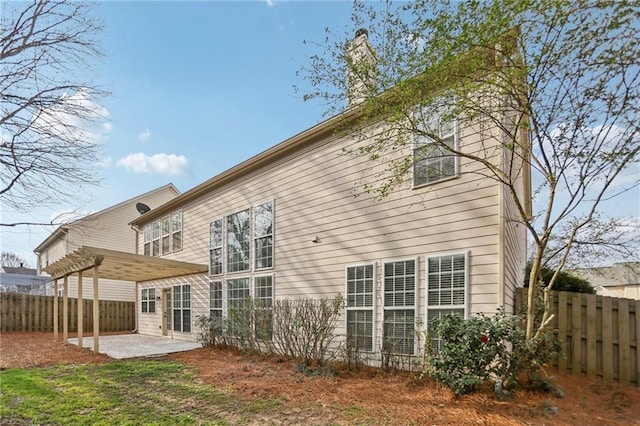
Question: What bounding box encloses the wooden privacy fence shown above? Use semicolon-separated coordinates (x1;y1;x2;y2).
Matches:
0;292;135;333
516;288;639;387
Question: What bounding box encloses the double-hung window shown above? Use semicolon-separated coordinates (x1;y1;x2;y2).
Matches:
209;219;223;275
383;259;417;355
172;284;191;333
413;102;458;187
227;209;250;273
141;288;156;313
210;281;223;319
254;201;274;269
426;252;468;351
346;264;375;352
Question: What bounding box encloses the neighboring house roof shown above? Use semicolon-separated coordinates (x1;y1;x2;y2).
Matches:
571;262;640;288
34;183;180;253
0;267;51;290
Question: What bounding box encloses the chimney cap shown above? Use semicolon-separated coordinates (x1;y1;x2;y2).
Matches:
355;28;368;39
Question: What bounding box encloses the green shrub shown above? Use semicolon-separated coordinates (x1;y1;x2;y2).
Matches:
524;262;595;294
427;310;521;395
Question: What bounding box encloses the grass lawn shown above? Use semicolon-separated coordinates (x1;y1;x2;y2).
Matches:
0;360;330;425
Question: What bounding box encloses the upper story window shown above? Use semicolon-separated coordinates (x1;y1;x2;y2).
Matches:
227;209;251;273
413;103;458;187
142;210;183;257
209;200;275;276
209;219;223;275
254;201;273;269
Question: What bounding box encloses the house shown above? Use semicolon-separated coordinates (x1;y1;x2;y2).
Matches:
0;266;50;295
42;31;529;358
571;262;640;300
34;184;180;302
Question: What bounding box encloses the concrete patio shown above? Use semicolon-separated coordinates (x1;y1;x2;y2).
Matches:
68;334;201;359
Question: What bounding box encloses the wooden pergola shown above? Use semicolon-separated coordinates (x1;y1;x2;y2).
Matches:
43;246;208;354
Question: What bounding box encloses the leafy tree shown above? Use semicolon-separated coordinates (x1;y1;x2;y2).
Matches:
0;0;109;226
523;262;595;295
1;251;30;268
300;0;640;341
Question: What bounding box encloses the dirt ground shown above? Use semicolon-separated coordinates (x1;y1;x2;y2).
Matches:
1;332;639;425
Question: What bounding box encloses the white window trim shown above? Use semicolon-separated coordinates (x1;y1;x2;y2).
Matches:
381;256;419;355
411;104;460;189
171;210;183;253
344;262;377;353
424;250;469;320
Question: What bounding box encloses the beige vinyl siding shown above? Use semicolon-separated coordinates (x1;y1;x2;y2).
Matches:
135;119;508;345
137;273;208;339
40;236;67;271
37;185;179;302
58;276;135;302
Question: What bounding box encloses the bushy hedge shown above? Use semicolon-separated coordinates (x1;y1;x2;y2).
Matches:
196;295;344;368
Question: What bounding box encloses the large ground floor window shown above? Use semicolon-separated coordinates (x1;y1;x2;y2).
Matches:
426;252;468;351
343;252;469;356
346;264;375;352
172;284;191;333
383;259;417;355
213;276;274;340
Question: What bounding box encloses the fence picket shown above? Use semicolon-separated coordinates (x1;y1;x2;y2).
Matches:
0;293;134;333
516;288;636;387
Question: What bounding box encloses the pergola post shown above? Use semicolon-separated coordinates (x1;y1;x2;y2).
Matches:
53;278;59;340
93;264;99;354
77;270;83;350
63;275;69;344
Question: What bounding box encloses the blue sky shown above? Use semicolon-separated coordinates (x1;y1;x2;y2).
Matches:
2;0;638;267
3;1;357;266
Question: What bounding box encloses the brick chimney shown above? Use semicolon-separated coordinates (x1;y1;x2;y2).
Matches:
347;28;377;107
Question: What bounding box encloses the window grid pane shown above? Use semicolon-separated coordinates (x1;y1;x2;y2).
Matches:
346;265;374;352
254;202;273;269
347;310;373;352
172;284;191;332
427;254;466;307
254;276;273;340
383;260;416;355
413;104;457;186
227;209;250;273
227;278;250;336
383;309;415;355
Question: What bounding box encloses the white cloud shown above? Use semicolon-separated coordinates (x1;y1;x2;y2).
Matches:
97;155;112;168
266;0;276;7
116;153;189;176
138;127;151;141
31;88;110;145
